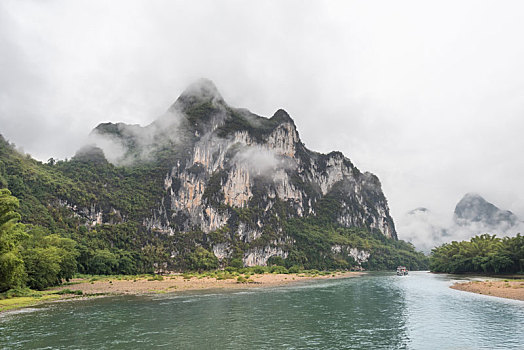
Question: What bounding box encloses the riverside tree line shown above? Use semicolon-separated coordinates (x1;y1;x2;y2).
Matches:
0;189;163;292
0;189;78;292
430;233;524;274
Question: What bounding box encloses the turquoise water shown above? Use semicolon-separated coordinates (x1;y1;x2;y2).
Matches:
1;272;523;349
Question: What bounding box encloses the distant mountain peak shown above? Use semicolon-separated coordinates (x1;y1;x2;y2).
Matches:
454;193;518;227
462;192;484;200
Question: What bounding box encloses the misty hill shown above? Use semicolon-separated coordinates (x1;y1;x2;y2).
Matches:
454;193;519;228
400;193;521;252
0;79;427;272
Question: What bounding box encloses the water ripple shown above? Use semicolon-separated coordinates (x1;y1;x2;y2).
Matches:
1;272;523;349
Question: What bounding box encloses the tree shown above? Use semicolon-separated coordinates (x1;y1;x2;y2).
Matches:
0;189;27;292
430;234;523;274
187;247;219;271
23;246;62;290
88;249;119;275
21;226;80;289
116;250;138;275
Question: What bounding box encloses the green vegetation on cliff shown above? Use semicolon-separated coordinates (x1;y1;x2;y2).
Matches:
1;136;166;277
283;217;428;271
430;234;523;274
0;132;428;281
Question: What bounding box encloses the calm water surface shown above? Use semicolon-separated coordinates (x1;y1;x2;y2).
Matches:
1;272;523;349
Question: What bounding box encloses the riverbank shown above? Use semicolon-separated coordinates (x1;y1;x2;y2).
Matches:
52;271;360;295
451;280;524;301
0;289;104;312
1;271;361;313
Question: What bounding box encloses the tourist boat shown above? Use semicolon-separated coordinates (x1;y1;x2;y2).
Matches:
396;266;408;276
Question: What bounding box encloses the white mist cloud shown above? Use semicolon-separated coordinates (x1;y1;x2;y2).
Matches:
86;133;127;165
398;206;524;252
233;145;296;177
88;109;184;166
398;209;452;252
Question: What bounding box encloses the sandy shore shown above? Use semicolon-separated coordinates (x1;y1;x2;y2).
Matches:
51;271;361;296
451;280;524;301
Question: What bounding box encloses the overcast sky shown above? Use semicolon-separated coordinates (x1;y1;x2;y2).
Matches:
1;0;524;242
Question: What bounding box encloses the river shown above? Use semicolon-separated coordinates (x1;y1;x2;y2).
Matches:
1;272;523;349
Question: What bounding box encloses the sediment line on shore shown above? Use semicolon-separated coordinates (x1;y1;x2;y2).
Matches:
451;280;524;301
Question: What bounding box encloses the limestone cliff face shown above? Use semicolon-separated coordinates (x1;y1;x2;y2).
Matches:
90;79;396;266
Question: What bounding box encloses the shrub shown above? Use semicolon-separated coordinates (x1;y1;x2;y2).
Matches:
270;266;289;274
0;287;35;299
252;266;266;274
216;272;235;280
288;265;301;274
187;247;219;271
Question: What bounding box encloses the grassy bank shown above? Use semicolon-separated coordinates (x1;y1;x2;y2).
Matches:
0;288;90;312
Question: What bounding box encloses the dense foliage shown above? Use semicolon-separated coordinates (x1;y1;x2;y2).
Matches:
0;136;165;278
0;189;26;292
283;217;428;271
430;234;524;274
0;189;78;291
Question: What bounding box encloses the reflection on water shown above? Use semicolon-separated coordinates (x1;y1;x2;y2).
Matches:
1;272;523;349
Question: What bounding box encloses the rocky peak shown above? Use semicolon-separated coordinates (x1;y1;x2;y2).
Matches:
91;122;133;137
270;109;295;125
169;79;225;113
